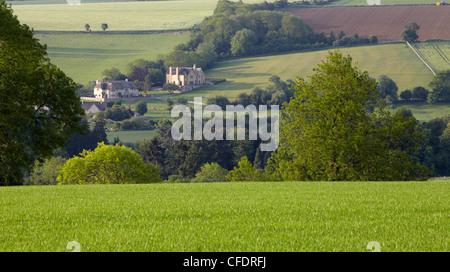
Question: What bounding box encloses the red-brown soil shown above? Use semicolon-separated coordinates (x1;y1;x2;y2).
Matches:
285;6;450;41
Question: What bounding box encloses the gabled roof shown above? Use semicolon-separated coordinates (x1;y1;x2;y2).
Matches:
94;80;138;90
81;103;107;112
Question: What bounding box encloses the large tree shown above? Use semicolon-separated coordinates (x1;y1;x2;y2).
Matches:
0;1;84;185
268;51;429;181
429;69;450;100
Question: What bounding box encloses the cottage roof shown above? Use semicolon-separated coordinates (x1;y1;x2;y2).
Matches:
94;80;137;91
166;66;203;76
81;103;107;112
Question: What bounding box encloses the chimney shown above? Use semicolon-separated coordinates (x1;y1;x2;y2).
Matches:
193;64;196;70
176;67;179;76
169;66;172;76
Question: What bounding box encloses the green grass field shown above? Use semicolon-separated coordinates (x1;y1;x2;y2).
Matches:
0;181;448;251
394;102;450;121
38;33;190;85
106;129;155;146
177;43;434;101
329;0;439;6
412;40;450;73
10;0;216;31
9;0;271;31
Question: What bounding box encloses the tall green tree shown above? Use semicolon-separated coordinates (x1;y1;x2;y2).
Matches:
401;22;420;42
268;51;429;181
0;1;85;185
429;70;450;100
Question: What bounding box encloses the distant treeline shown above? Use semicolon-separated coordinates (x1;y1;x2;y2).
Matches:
163;0;378;69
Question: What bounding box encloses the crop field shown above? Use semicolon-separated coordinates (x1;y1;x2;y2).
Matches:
37;33;190;85
329;0;439;6
412;40;450;73
176;43;434;101
286;6;450;41
0;181;448;251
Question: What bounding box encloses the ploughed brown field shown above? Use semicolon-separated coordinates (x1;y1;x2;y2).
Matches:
286;6;450;41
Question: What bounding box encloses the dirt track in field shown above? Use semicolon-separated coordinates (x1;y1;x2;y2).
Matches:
285;6;450;41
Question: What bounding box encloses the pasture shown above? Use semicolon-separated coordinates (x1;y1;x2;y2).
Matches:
0;181;448;251
8;0;271;31
412;40;450;73
177;43;434;100
10;0;216;31
37;32;190;85
394;102;450;122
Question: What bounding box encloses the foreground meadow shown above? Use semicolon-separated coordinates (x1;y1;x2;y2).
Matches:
1;181;448;252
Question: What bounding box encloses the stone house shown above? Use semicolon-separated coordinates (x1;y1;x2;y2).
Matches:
94;79;139;99
165;65;208;92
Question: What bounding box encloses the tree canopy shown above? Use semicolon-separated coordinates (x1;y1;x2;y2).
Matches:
0;1;84;185
268;51;429;181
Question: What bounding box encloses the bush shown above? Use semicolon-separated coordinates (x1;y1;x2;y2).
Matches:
30;157;67;185
192;162;229;183
57;143;161;184
135;101;148;116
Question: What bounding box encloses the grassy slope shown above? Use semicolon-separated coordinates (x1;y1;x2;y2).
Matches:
413;40;450;73
329;0;439;6
178;43;434;101
0;182;448;251
10;1;217;31
9;0;270;31
38;33;190;85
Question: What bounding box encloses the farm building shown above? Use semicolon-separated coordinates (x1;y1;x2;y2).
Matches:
166;65;208;92
94;79;139;99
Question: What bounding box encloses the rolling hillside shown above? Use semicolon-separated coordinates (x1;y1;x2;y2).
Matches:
38;32;190;84
176;43;435;101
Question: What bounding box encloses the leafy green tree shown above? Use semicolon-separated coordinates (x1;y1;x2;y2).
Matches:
192;162;229;183
101;67;126;80
268;51;429;181
280;14;313;41
30;156;67;185
163;83;180;94
0;2;85;185
105;105;132;121
400;89;412;101
57;143;161;184
412;86;429;100
429;70;450;100
230;28;258;56
85;23;90;32
135;101;148;116
401;22;419;42
376;75;398;102
64;118;108;158
101;23;108;31
227;156;264;182
137;137;167;178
